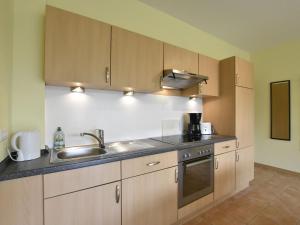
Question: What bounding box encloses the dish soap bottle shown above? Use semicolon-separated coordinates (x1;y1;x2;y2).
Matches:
53;127;65;150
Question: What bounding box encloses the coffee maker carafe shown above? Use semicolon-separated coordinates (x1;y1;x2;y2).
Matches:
187;113;202;137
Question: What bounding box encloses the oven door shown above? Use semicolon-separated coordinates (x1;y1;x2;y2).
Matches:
178;155;214;208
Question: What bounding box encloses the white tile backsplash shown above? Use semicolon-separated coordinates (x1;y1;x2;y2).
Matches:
45;86;202;148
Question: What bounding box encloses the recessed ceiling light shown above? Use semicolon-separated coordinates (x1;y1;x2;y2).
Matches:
70;86;85;93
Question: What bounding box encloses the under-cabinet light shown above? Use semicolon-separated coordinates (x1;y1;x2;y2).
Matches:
123;90;134;96
70;86;85;93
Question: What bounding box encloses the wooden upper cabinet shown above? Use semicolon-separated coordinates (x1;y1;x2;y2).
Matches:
164;43;198;74
199;54;219;96
235;57;254;89
0;176;43;225
45;6;111;89
111;27;163;92
182;54;219;97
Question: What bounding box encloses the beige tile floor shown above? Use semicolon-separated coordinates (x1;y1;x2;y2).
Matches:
184;164;300;225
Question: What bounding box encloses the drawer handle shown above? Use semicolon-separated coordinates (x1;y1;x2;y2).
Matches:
115;185;120;204
146;161;160;167
223;145;230;149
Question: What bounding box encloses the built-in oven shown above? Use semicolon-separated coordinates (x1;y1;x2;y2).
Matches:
178;144;214;208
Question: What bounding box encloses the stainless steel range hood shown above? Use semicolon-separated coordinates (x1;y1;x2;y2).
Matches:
161;69;208;90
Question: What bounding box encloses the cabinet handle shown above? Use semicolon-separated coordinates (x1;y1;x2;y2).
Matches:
215;158;219;170
146;161;160;166
175;168;178;183
222;145;230;149
236;152;240;162
115;185;120;203
105;67;110;84
236;141;240;149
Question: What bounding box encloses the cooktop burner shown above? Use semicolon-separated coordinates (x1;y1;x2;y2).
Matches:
152;134;214;145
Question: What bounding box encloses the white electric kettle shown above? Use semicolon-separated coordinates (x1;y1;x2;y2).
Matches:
9;131;41;161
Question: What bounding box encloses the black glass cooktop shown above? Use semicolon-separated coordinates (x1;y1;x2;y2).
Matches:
152;134;214;145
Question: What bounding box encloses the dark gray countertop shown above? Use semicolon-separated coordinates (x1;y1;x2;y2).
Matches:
0;135;235;182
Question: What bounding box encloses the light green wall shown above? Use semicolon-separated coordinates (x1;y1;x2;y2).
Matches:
0;0;13;161
10;0;45;141
10;0;250;147
252;40;300;173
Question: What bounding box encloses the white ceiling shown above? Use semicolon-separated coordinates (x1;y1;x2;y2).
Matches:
140;0;300;52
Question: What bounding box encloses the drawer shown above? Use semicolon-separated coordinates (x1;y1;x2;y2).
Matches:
122;151;178;179
214;140;236;155
44;161;121;198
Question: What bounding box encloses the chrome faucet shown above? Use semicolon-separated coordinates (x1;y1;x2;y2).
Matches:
80;129;105;148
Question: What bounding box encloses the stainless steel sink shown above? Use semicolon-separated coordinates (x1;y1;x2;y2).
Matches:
50;140;155;163
50;146;107;163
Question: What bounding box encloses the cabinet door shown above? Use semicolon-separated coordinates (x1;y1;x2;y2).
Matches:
164;43;198;74
199;54;219;96
236;87;255;149
0;176;43;225
111;27;163;92
236;147;254;192
45;181;121;225
45;6;111;89
122;167;178;225
214;151;236;201
235;57;254;89
182;54;219;97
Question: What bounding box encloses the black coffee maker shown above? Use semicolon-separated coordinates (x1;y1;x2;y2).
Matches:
187;113;202;137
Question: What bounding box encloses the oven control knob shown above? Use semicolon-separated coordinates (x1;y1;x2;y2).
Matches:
184;153;189;159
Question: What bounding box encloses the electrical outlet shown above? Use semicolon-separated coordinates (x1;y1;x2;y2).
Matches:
0;129;8;142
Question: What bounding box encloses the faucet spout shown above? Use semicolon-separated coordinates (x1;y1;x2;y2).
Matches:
80;132;105;148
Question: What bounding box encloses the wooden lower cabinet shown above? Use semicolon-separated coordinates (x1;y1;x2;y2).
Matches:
44;181;121;225
214;151;236;201
0;176;43;225
236;147;254;192
122;167;178;225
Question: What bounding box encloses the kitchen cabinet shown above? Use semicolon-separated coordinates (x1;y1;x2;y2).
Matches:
182;54;219;97
0;176;43;225
235;57;254;89
214;151;236;201
111;27;163;92
236;147;254;192
203;56;254;149
236;86;255;149
45;181;121;225
44;161;120;198
122;167;178;225
164;43;198;74
45;6;111;89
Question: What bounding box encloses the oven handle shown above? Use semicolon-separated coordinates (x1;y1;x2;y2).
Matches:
184;157;212;168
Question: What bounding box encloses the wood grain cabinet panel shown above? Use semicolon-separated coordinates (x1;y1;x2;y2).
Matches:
0;176;43;225
236;86;255;149
111;27;163;92
44;161;121;198
45;6;111;89
182;54;219;97
236;57;254;89
214;151;236;201
236;147;254;192
122;151;177;179
164;43;198;74
45;181;121;225
122;167;178;225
